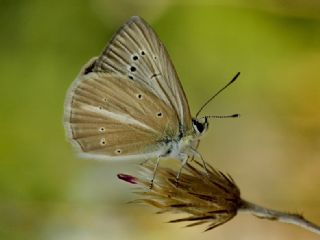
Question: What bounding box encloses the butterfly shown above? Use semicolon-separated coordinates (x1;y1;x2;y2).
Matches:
64;16;239;185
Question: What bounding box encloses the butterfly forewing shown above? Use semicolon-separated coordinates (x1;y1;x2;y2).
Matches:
65;71;179;159
92;16;192;131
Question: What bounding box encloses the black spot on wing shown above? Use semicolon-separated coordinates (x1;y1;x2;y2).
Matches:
130;66;136;72
84;60;96;74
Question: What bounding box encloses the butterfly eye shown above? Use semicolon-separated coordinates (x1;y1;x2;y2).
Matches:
98;106;103;110
102;98;107;102
100;138;106;146
141;50;145;55
192;119;208;135
99;127;106;133
132;55;138;61
136;94;143;99
128;75;134;80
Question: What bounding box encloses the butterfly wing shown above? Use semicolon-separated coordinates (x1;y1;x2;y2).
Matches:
92;16;193;131
64;63;180;160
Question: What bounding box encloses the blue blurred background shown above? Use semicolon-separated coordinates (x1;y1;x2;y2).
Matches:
0;0;319;239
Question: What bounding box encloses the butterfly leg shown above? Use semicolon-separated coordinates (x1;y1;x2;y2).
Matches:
149;157;161;189
175;154;189;185
190;148;209;176
139;158;151;166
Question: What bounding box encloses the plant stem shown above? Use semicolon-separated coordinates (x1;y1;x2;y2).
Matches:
239;199;320;235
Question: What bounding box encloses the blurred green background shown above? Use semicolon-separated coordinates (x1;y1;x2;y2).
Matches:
1;0;319;239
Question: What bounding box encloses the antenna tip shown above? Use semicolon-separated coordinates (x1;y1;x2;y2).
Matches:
230;72;241;83
232;113;240;118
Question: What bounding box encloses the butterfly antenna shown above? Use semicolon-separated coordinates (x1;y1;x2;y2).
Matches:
204;114;240;120
195;72;240;118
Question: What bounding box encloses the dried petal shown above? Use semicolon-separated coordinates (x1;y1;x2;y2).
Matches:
119;160;241;231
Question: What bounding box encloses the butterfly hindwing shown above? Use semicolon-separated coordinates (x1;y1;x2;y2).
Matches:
64;70;180;160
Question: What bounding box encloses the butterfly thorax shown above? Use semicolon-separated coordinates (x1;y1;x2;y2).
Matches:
157;116;209;161
159;131;198;161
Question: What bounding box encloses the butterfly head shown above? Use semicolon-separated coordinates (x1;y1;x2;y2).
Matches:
192;117;209;137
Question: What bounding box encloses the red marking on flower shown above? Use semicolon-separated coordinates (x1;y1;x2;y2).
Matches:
117;173;137;184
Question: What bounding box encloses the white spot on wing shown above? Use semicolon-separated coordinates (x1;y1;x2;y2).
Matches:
115;149;122;154
156;112;163;118
99;127;106;133
100;138;106;145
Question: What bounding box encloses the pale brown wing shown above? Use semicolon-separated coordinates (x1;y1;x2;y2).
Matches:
64;67;179;160
90;16;192;132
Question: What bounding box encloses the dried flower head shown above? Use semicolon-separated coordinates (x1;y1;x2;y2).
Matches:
118;161;241;231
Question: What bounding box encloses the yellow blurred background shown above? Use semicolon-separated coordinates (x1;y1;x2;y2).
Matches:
1;0;319;239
